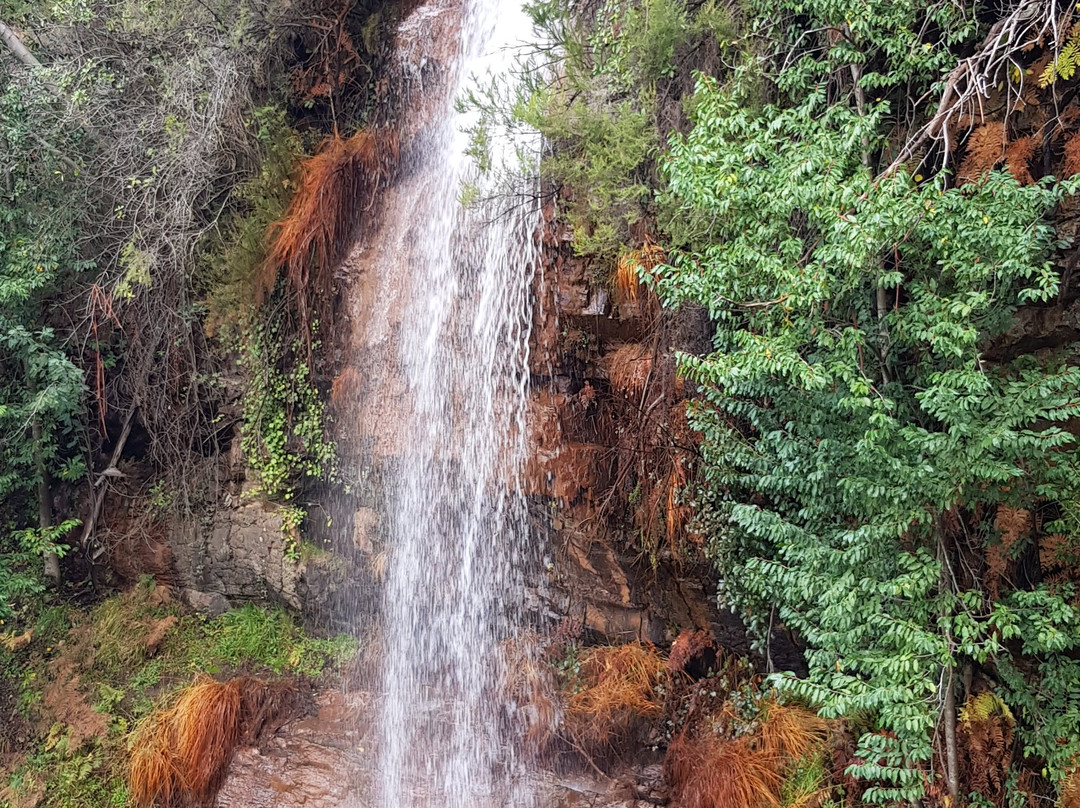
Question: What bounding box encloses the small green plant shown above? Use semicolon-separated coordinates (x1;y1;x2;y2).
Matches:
281;504;305;562
239;315;336;503
1039;23;1080;87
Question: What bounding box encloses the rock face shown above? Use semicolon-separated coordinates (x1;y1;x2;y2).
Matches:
216;689;668;808
214;691;370;808
171;496;300;614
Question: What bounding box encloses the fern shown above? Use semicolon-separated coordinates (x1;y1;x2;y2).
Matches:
1038;24;1080;87
959;692;1015;725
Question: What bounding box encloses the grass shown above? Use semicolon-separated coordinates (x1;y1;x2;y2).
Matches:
6;744;128;808
262;128;399;332
664;697;833;808
759;702;830;763
2;581;355;808
129;677;242;807
168;603;356;677
615;239;665;304
666;733;784;808
128;674;305;807
563;642;667;747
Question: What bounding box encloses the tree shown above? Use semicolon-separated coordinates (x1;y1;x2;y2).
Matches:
0;76;86;610
646;0;1080;801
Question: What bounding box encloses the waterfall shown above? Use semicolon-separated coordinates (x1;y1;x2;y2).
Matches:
361;1;541;805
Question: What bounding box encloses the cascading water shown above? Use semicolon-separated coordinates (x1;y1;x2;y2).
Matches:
363;2;541;806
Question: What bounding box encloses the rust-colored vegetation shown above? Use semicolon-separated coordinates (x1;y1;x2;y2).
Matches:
606;342;652;398
615;239;665;304
262;128;399;332
666;733;785;808
758;702;830;763
986;504;1031;599
667;628;714;674
957;692;1016;805
663;658;831;808
128;676;299;807
563;642;666;748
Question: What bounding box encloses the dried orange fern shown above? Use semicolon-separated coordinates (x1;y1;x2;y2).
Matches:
987;505;1030;598
1004;136;1038;185
1064;131;1080;176
958;122;1007;183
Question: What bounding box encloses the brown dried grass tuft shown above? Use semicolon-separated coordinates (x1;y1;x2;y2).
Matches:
564;643;666;747
758;702;830;762
666;733;783;808
607;343;652;397
128;713;183;808
128;676;298;807
615;240;666;303
262;128;399;332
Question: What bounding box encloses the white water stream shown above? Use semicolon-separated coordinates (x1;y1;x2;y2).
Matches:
368;2;541;806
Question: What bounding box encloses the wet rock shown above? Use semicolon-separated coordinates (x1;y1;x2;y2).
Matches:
215;691;370;808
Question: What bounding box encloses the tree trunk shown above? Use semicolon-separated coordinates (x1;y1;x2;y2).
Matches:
32;416;60;587
936;511;961;804
943;663;960;804
0;20;42;68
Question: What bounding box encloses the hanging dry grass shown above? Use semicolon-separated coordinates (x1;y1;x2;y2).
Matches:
758;702;830;762
564;643;666;747
615;240;666;303
129;676;240;807
607;342;652;397
262;128;399;332
128;717;183;808
666;733;784;808
128;676;300;807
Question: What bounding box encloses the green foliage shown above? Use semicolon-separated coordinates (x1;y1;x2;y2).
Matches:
202;104;304;339
3;582;356;807
239;313;336;502
1039;24;1080;88
0;75;89;616
176;603;356;678
989;588;1080;782
6;742;128;808
648;0;1080;800
0;522;78;620
516;0;729;257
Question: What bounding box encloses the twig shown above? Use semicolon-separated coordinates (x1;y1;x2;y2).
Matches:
80;407;136;550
